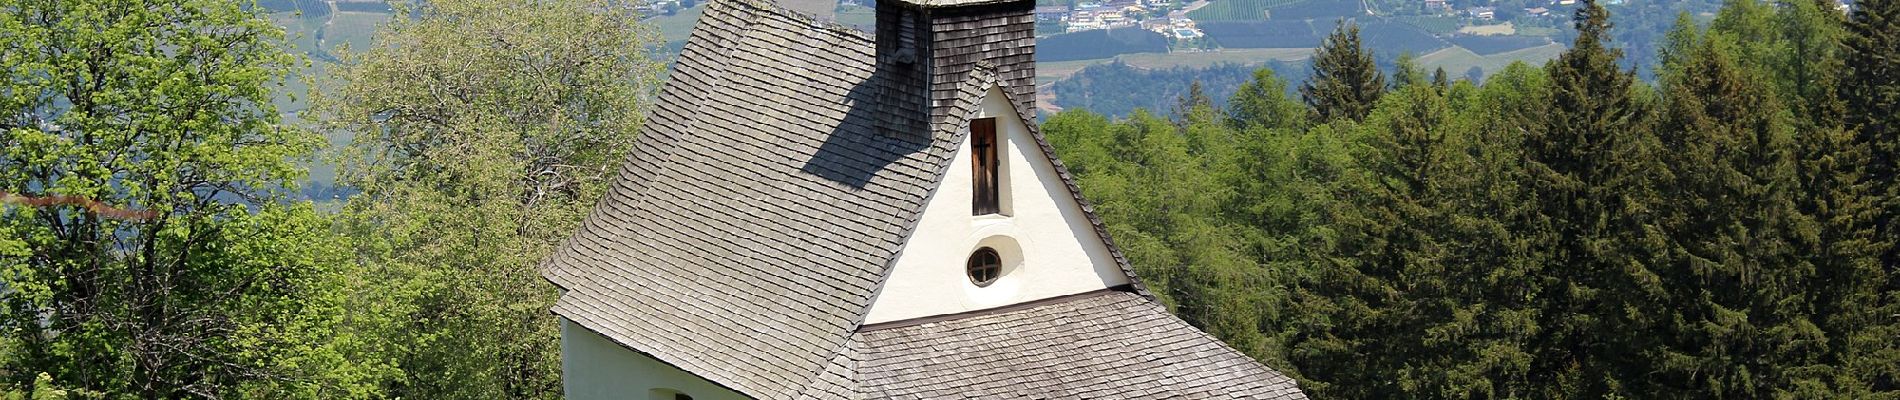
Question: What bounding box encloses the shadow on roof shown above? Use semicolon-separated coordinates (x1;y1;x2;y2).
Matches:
799;56;932;189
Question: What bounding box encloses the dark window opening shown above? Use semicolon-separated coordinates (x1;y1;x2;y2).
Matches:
968;247;1002;286
971;118;1000;215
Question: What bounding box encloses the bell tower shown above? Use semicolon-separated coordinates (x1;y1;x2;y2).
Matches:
874;0;1038;136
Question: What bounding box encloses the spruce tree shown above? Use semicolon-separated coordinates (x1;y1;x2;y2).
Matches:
1302;86;1452;398
1655;30;1818;397
1526;0;1666;395
1844;0;1900;259
1301;21;1386;124
1839;0;1900;392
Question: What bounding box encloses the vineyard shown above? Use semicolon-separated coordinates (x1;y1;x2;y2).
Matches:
1263;0;1362;19
1185;0;1303;21
1390;15;1461;34
1356;21;1450;55
1200;20;1325;48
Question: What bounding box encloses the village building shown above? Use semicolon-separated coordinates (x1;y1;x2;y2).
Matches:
1034;5;1069;21
538;0;1310;397
1468;6;1496;19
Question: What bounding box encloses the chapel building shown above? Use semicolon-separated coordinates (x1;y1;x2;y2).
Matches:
539;0;1311;397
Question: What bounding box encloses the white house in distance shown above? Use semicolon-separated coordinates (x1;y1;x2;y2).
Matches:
536;0;1310;397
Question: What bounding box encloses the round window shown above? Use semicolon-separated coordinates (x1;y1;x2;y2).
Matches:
967;247;1002;286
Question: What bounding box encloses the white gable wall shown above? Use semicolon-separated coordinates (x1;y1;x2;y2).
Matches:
862;86;1131;324
560;318;748;400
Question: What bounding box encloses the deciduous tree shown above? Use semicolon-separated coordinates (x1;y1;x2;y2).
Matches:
308;0;663;398
0;0;377;397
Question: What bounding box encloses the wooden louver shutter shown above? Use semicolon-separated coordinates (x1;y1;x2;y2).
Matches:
971;118;999;215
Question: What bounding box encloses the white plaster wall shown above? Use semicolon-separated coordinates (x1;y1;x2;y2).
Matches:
861;86;1131;324
560;318;750;400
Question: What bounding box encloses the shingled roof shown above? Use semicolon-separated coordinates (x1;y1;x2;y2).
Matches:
855;291;1305;398
539;0;1306;397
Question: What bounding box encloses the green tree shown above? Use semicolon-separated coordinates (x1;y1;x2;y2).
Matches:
1526;0;1666;395
1654;28;1821;397
1228;68;1309;131
1298;85;1459;399
1172;80;1219;126
1431;67;1450;91
307;0;664;398
1301;21;1386;124
2;373;102;400
1392;52;1427;89
0;0;379;398
1839;0;1900;392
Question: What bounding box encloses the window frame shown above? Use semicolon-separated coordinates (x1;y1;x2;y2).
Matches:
966;247;1002;287
970;118;1001;215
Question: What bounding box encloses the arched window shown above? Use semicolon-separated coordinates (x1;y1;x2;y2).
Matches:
967;247;1001;286
650;389;692;400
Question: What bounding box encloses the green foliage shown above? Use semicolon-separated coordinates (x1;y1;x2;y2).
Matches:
1051;61;1293;119
1652;26;1819;397
1520;2;1666;395
0;0;379;398
1047;0;1899;396
1229;68;1312;130
306;0;664;398
2;373;102;400
1301;21;1387;123
1841;0;1900;392
1392;52;1428;89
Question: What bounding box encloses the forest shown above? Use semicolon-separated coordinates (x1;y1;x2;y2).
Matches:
1043;0;1900;397
0;0;1896;399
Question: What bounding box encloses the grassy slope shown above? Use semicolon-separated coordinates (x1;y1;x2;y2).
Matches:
1417;42;1565;79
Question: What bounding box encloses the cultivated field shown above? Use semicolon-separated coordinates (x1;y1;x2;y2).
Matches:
1417;42;1566;80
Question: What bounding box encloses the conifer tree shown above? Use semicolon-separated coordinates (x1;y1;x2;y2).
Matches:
1432;67;1451;91
1392;52;1427;89
1839;0;1900;391
1844;0;1899;258
1299;86;1453;398
1301;21;1386;124
1655;30;1819;397
1173;80;1220;127
1526;0;1666;395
